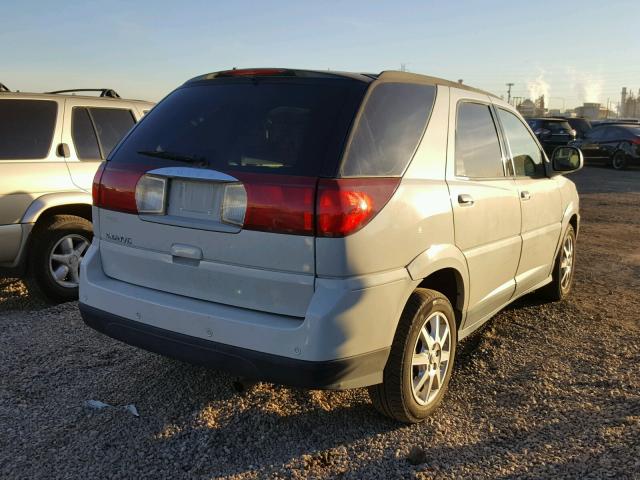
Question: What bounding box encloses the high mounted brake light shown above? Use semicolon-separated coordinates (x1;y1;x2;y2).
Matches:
216;68;290;77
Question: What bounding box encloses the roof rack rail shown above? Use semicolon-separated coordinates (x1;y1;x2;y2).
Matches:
45;88;120;98
0;82;10;92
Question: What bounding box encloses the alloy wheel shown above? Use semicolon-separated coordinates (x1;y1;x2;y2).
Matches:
560;234;574;291
411;311;452;406
48;234;90;288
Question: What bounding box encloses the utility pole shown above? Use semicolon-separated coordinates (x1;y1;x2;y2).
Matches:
506;83;514;104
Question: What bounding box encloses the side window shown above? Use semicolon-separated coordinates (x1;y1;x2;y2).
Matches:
498;109;545;178
340;83;436;177
455;102;504;178
585;128;602;141
72;108;101;160
602;127;619;141
89;108;135;158
0;100;57;160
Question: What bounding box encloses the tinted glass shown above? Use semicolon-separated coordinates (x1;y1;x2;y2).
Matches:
111;80;367;176
602;127;621;140
90;108;135;158
566;118;591;134
72;108;101;160
585;128;604;140
498;109;545;178
0;100;57;160
622;125;640;138
543;121;572;133
340;83;436;176
455;103;504;178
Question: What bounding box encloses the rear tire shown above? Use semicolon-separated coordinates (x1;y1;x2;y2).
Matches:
611;151;627;170
540;225;576;302
368;288;457;423
27;215;92;304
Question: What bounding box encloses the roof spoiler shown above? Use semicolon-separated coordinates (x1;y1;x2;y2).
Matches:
45;88;120;98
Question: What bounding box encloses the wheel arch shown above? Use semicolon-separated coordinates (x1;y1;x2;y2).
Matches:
21;192;93;225
406;244;469;328
18;193;93;271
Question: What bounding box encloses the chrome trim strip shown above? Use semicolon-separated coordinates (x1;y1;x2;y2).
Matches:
146;167;239;183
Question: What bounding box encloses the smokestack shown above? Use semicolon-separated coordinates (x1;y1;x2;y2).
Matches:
621;87;627;117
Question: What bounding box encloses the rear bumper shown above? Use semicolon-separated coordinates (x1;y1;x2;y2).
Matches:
80;303;388;389
80;240;414;389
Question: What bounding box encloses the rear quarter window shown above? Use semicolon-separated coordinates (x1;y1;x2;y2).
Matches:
0;99;57;160
340;83;436;177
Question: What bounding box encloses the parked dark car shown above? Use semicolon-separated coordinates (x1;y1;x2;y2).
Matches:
526;118;576;155
570;124;640;170
559;117;591;139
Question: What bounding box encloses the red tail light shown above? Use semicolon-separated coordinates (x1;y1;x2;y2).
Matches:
92;163;150;214
92;162;106;205
630;137;640;145
93;164;399;237
316;178;400;237
237;173;316;235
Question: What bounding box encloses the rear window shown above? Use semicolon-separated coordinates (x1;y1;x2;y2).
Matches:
543;120;572;133
0;99;57;160
339;83;435;177
110;80;367;177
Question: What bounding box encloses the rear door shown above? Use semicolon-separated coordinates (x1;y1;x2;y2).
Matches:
96;78;367;317
446;90;522;328
0;97;72;263
598;127;624;158
496;108;562;296
580;128;607;161
62;99;139;191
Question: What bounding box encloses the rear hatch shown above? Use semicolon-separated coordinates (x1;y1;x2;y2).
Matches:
94;73;368;317
542;120;576;144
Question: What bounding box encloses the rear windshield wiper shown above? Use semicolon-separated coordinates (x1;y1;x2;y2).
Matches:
137;150;208;165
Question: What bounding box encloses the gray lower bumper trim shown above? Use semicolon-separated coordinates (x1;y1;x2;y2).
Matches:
80;303;388;390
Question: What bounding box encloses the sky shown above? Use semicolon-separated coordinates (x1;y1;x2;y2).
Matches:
2;0;639;110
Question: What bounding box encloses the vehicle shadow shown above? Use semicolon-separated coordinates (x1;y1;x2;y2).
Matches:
571;165;640;194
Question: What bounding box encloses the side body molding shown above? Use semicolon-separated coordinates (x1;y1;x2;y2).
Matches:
406;243;470;317
21;192;93;224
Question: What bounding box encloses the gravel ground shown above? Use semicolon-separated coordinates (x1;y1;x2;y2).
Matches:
0;277;47;312
1;166;639;479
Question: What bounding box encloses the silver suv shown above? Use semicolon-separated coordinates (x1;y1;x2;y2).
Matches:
80;69;582;422
0;86;153;302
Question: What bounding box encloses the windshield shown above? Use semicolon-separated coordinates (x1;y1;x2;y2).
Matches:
109;79;367;177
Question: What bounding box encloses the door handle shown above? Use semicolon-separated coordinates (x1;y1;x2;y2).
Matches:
520;190;531;201
457;194;474;206
171;243;203;260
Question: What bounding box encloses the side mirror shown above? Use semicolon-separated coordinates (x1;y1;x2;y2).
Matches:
552;146;583;173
